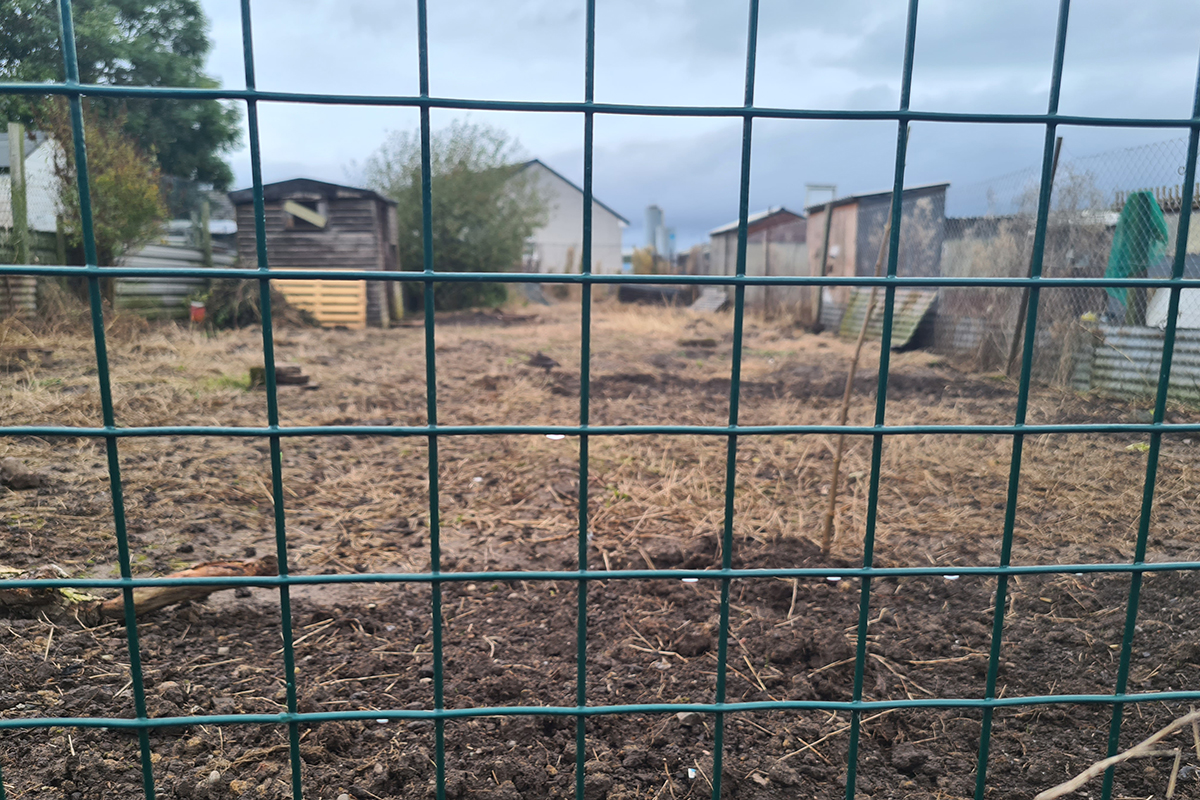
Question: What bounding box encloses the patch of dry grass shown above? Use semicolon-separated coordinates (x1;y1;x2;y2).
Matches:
3;300;1199;585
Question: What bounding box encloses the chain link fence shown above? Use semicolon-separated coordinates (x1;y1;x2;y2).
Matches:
937;137;1200;383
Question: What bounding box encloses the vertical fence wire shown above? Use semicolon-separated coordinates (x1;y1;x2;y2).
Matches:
56;0;157;796
1101;58;1200;800
575;1;597;798
414;3;448;799
236;1;305;795
973;2;1072;797
711;3;759;797
843;3;919;798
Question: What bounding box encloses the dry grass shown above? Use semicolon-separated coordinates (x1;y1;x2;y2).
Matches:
3;299;1200;586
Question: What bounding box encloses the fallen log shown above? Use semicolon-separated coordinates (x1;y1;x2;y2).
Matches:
249;364;310;388
0;347;54;372
0;563;105;624
100;556;278;619
0;556;278;624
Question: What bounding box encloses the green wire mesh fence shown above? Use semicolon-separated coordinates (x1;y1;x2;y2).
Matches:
1;1;1199;799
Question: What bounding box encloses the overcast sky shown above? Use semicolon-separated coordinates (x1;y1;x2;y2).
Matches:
201;0;1200;248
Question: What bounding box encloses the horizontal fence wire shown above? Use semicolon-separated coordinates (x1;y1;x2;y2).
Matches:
9;559;1200;591
0;0;1199;799
0;81;1198;126
12;265;1200;287
6;690;1200;730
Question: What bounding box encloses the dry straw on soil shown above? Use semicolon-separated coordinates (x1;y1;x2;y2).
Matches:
3;299;1199;582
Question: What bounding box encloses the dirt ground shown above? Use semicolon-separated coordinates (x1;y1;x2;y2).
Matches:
2;301;1200;799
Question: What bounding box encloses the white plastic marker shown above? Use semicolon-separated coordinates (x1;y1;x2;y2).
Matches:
546;434;566;440
681;578;699;583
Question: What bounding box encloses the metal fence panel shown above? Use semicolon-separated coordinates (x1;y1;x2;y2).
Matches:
1;2;1199;800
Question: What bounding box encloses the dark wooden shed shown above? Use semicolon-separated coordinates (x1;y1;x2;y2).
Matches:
228;179;398;328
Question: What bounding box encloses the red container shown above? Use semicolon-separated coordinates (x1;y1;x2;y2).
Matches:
190;301;206;324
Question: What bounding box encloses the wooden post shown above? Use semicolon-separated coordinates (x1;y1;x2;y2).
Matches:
199;197;213;269
1005;135;1063;377
7;123;28;266
814;203;835;329
54;215;67;265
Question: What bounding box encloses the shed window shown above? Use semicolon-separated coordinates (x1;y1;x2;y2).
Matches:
284;199;328;230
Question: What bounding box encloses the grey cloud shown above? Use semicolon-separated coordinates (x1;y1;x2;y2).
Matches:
204;0;1200;251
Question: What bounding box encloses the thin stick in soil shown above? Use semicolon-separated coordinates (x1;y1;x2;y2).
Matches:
820;169;899;555
1035;707;1200;800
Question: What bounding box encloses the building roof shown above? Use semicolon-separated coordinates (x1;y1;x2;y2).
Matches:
804;182;951;214
0;130;51;170
520;159;630;225
709;206;805;236
228;178;395;206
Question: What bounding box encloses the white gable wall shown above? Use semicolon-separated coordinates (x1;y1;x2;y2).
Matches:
524;162;624;275
0;139;61;233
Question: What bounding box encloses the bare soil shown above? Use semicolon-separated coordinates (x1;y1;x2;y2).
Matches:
1;303;1199;799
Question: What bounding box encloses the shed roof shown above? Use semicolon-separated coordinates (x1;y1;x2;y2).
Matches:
520;159;630;225
228;178;395;206
709;206;805;236
804;182;950;214
0;130;50;170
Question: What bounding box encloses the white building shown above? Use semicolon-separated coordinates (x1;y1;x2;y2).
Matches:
0;130;60;233
518;159;628;275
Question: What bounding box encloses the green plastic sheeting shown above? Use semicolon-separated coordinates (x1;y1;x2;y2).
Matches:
1106;190;1169;323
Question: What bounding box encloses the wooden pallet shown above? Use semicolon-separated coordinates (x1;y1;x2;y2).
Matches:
271;276;367;329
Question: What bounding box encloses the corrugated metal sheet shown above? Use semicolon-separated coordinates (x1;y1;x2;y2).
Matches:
935;315;987;354
1079;325;1200;402
837;288;938;348
0;275;36;318
116;243;236;319
819;297;845;331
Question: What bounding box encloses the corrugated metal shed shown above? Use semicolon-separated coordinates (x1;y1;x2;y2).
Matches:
837;288;938;348
116;243;236;319
1075;325;1200;403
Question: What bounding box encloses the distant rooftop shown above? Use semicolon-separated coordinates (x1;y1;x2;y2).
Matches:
804;182;951;214
228;178;395;206
709;206;804;236
520;159;630;224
